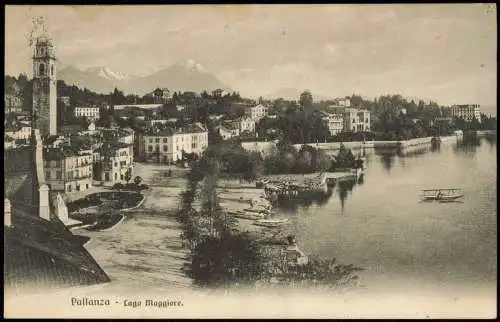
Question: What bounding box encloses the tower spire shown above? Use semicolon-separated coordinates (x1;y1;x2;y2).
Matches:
32;18;57;137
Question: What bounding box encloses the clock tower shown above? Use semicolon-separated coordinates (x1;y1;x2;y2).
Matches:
32;36;57;137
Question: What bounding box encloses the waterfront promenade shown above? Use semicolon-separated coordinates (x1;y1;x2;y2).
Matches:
241;134;464;155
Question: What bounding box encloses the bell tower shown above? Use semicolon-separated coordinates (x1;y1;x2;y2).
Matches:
32;35;57;137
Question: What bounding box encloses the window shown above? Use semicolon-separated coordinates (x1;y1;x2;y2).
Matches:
39;63;45;76
163;145;168;152
163;138;168;143
115;173;118;181
67;185;72;192
114;162;118;167
46;172;51;179
56;171;61;179
149;138;153;143
51;65;54;76
155;138;160;143
192;143;196;149
86;184;89;190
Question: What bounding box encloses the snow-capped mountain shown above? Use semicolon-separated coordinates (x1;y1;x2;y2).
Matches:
58;59;230;95
85;67;130;81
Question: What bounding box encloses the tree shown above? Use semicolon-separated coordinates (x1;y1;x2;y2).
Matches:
124;168;132;183
80;116;90;129
133;176;143;186
299;90;313;110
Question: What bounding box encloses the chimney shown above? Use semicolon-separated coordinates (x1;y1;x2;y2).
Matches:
5;199;12;227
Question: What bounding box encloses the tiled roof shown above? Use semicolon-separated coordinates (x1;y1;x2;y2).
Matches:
44;148;79;161
5;124;23;132
183;122;207;133
97;142;132;155
143;127;175;137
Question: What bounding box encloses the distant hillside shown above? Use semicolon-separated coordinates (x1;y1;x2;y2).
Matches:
264;87;332;102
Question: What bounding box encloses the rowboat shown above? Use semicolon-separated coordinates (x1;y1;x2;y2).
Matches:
227;210;268;220
243;207;274;215
253;218;289;228
421;188;464;201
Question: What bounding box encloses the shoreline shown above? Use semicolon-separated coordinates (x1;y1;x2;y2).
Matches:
242;134;462;153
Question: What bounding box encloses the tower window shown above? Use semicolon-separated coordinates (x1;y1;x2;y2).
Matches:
39;63;45;76
51;65;54;76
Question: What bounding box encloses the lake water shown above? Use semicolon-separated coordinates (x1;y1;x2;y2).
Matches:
285;137;497;295
7;138;496;318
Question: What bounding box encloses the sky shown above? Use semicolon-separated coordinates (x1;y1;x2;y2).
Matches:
4;4;497;108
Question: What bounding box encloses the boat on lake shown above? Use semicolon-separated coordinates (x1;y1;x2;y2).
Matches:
253;218;289;228
228;210;268;220
420;188;464;201
243;207;275;215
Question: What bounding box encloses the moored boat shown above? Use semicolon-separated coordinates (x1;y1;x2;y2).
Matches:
420;188;464;201
228;210;268;220
253;218;289;228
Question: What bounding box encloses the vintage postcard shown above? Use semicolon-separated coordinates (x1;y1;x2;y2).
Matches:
4;4;497;319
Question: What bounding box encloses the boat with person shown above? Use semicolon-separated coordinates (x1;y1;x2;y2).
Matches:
420;188;464;202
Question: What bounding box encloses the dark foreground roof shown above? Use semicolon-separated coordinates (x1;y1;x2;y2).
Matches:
4;206;110;292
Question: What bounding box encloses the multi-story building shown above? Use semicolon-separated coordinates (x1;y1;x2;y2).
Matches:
321;112;344;136
5;94;23;113
244;104;267;122
149;118;179;127
217;123;239;140
137;123;208;164
5;124;32;141
451;104;481;122
335;97;351;108
343;108;371;132
74;106;100;121
43;146;93;192
94;142;134;184
227;117;255;134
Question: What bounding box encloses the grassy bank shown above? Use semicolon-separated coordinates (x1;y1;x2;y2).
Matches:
176;151;363;290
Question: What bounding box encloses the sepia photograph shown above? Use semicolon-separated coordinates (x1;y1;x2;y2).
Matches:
3;4;497;318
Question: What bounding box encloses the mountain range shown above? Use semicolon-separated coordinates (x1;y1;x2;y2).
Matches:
58;59;231;95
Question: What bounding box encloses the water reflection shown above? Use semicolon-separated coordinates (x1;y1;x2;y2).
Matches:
337;179;357;211
397;145;440;158
453;138;482;155
273;175;364;213
275;186;334;212
484;135;497;149
379;152;396;172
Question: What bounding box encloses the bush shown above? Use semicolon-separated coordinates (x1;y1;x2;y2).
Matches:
188;234;264;288
112;183;124;190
